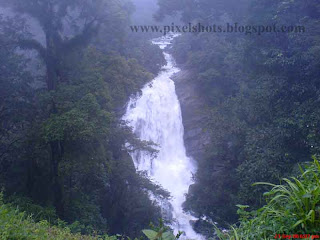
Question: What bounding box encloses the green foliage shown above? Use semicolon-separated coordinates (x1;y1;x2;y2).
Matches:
216;158;320;239
6;195;58;224
142;230;176;240
1;193;176;240
0;193;116;240
43;92;112;142
142;220;182;240
123;34;166;74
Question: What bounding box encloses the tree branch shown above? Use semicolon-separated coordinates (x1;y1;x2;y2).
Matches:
17;39;47;60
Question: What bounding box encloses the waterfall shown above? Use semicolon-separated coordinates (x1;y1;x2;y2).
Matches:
123;34;202;239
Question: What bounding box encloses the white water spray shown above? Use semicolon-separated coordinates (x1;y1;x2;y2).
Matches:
123;34;203;239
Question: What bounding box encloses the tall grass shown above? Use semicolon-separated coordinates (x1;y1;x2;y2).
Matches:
216;157;320;239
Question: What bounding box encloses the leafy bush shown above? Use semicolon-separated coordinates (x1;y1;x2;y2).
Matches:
142;220;182;240
216;157;320;239
0;193;117;240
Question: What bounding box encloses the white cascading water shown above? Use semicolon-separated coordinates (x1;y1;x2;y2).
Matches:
123;34;203;240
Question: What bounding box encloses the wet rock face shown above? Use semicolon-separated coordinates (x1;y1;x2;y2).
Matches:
172;69;211;163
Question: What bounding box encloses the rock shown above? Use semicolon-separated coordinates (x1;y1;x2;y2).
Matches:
172;68;211;162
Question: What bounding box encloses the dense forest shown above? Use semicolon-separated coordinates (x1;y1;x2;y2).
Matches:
0;0;320;239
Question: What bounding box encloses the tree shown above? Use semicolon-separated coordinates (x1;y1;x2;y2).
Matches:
0;0;128;217
0;15;35;194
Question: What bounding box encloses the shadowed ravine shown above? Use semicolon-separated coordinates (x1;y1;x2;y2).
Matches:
123;34;203;239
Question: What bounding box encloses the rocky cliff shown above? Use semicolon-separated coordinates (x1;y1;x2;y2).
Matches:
172;69;211;163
